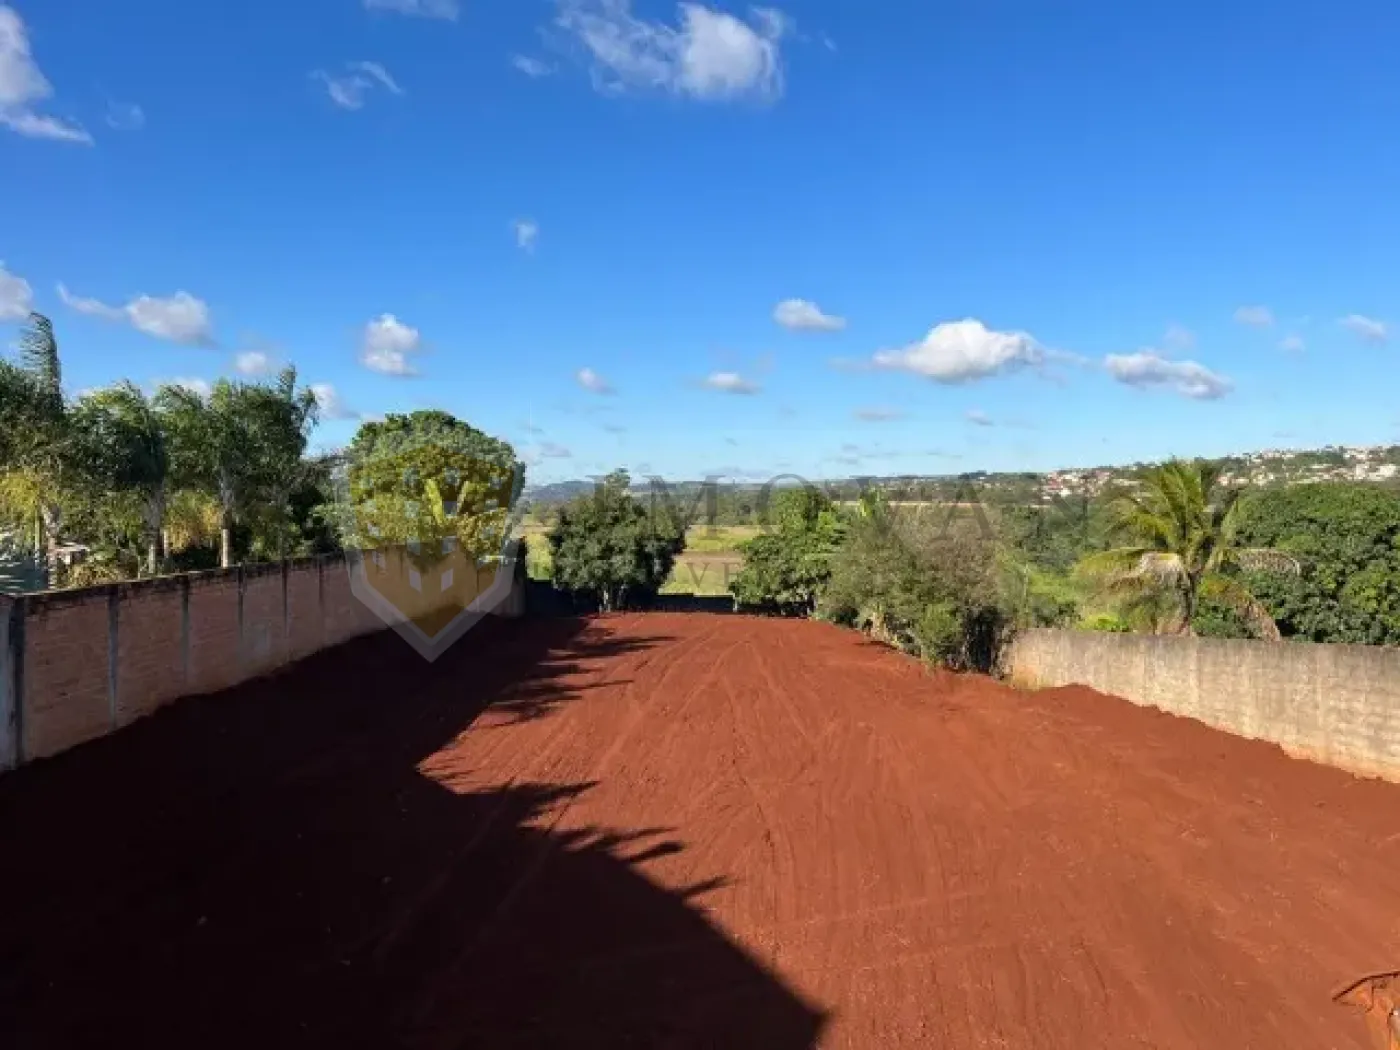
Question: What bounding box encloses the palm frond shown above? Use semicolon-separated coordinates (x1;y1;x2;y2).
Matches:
1200;573;1282;640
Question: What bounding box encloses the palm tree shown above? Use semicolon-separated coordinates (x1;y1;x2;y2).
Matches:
157;368;319;568
0;313;72;582
1077;458;1298;639
71;383;170;575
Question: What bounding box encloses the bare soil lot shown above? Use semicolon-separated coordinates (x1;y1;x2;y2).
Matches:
1;614;1397;1048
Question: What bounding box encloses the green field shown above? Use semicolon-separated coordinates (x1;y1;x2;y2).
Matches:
519;524;752;596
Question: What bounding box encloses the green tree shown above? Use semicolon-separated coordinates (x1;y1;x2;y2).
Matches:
1076;459;1297;638
70;382;169;575
730;486;843;614
820;494;1009;669
158;368;319;568
1226;483;1400;644
337;410;522;568
0;313;74;579
549;470;684;611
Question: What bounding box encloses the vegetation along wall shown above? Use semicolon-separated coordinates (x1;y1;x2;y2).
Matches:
0;556;521;772
1007;629;1400;782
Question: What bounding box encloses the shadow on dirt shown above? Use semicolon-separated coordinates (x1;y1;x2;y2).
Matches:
0;616;827;1048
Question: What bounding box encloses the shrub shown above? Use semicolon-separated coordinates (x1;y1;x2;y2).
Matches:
820;498;1012;671
549;470;685;611
730;487;843;614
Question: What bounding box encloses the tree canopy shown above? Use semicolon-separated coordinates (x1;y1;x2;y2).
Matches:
548;470;685;612
730;486;843;614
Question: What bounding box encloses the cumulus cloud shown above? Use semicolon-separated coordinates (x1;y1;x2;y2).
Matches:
312;61;404;110
311;383;358;420
1104;351;1232;400
854;406;902;422
360;313;422;375
1340;314;1388;344
965;409;994;427
363;0;459;20
234;350;273;376
512;55;554;77
576;367;614;394
554;0;789;102
872;318;1044;384
105;100;145;131
0;260;33;320
1279;334;1305;354
1234;305;1274;328
774;297;845;332
58;283;216;346
514;219;540;252
0;6;91;144
701;370;760;394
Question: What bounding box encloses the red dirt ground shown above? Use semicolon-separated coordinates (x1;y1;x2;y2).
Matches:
2;613;1399;1048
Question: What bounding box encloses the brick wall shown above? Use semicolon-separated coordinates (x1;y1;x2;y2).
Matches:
1006;629;1400;783
0;555;525;772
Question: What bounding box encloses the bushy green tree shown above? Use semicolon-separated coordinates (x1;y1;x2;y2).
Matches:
337;410;523;569
1224;483;1400;644
820;495;1009;669
730;486;843;614
550;470;684;611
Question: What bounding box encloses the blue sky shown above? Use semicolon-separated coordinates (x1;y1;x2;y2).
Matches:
3;0;1399;484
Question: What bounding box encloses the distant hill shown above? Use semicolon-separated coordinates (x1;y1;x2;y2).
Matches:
521;444;1400;512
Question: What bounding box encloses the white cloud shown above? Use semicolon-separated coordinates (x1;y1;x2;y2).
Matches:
1234;305;1274;328
965;409;994;427
1340;314;1388;345
854;406;901;422
360;313;422;375
58;283;215;346
0;109;91;142
363;0;460;20
105;100;145;131
539;441;573;458
1104;351;1232;400
312;61;404;110
57;282;122;319
514;219;539;251
701;370;760;394
311;383;358;420
512;55;554;77
872;318;1044;384
774;297;845;332
0;5;92;144
576;366;614;394
352;61;403;94
127;293;214;345
1279;334;1305;353
554;0;789;102
0;260;33;320
1163;323;1196;352
234;350;273;376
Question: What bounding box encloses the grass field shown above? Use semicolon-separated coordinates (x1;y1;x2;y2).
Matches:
518;524;752;596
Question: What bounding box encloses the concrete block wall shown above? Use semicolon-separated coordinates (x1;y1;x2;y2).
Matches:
0;554;521;773
1006;629;1400;782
